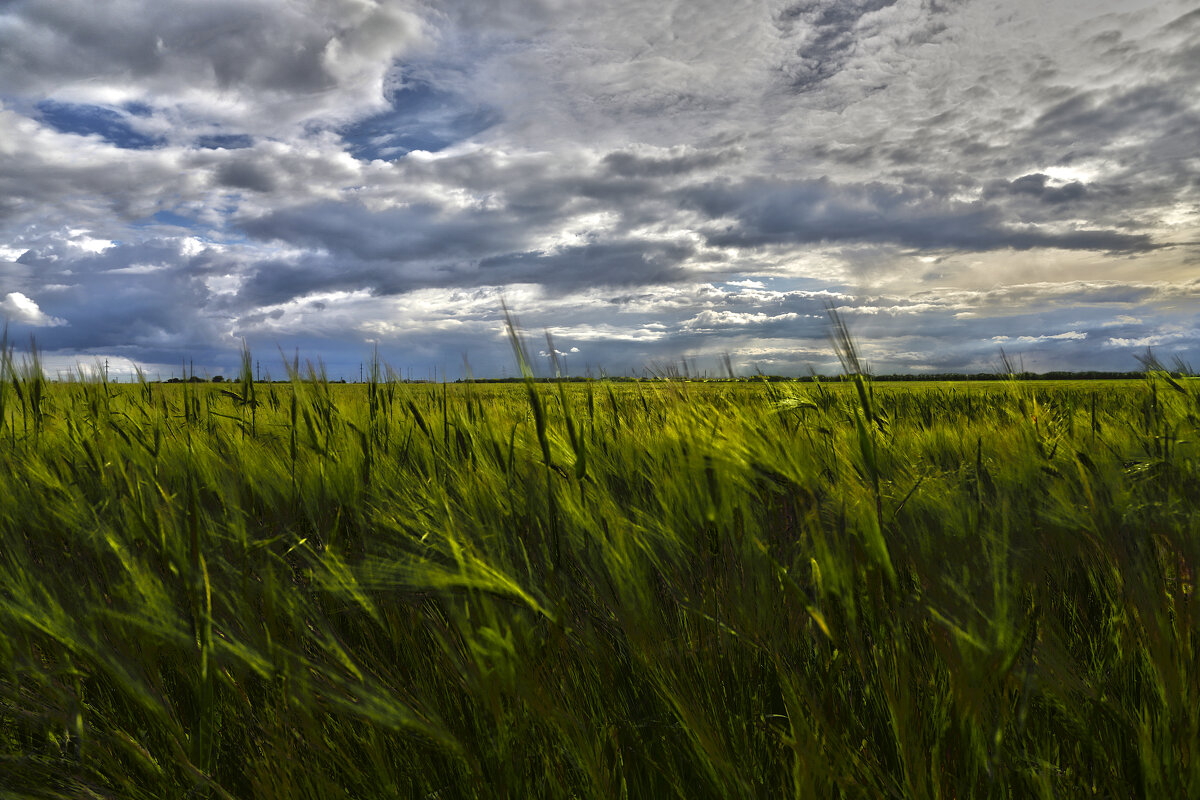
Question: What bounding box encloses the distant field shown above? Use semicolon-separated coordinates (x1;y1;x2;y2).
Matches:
1;363;1197;798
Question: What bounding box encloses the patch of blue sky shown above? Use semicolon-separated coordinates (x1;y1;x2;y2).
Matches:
340;80;499;162
151;210;202;229
35;100;164;150
133;208;250;247
127;210;212;239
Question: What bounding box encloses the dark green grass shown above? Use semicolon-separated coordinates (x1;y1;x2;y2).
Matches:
0;348;1197;798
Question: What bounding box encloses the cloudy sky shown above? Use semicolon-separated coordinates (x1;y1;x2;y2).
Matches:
1;0;1197;379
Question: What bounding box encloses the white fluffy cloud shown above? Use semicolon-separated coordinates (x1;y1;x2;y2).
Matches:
0;292;66;327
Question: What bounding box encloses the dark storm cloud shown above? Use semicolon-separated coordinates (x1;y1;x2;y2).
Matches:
602;147;732;179
215;160;278;193
232;199;697;305
476;241;695;291
985;174;1086;205
237;201;528;265
682;178;1155;253
218;258;320;309
775;0;904;91
195;134;255;150
5;239;227;363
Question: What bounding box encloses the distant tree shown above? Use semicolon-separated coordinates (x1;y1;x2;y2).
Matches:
212;375;224;383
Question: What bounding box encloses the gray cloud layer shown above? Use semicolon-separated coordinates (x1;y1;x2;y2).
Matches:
0;0;1197;378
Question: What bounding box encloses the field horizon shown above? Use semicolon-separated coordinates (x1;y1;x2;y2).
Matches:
1;334;1196;797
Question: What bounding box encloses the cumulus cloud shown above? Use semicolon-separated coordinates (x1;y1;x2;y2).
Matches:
682;310;800;330
0;0;1196;376
681;177;1157;253
1105;328;1200;348
0;0;425;133
993;331;1088;344
0;292;66;327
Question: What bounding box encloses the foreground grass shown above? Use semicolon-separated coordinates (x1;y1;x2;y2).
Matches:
0;353;1197;797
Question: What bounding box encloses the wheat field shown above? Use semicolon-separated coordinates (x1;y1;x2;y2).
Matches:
0;336;1197;798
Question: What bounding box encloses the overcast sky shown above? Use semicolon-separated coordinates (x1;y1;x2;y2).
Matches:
1;0;1197;379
